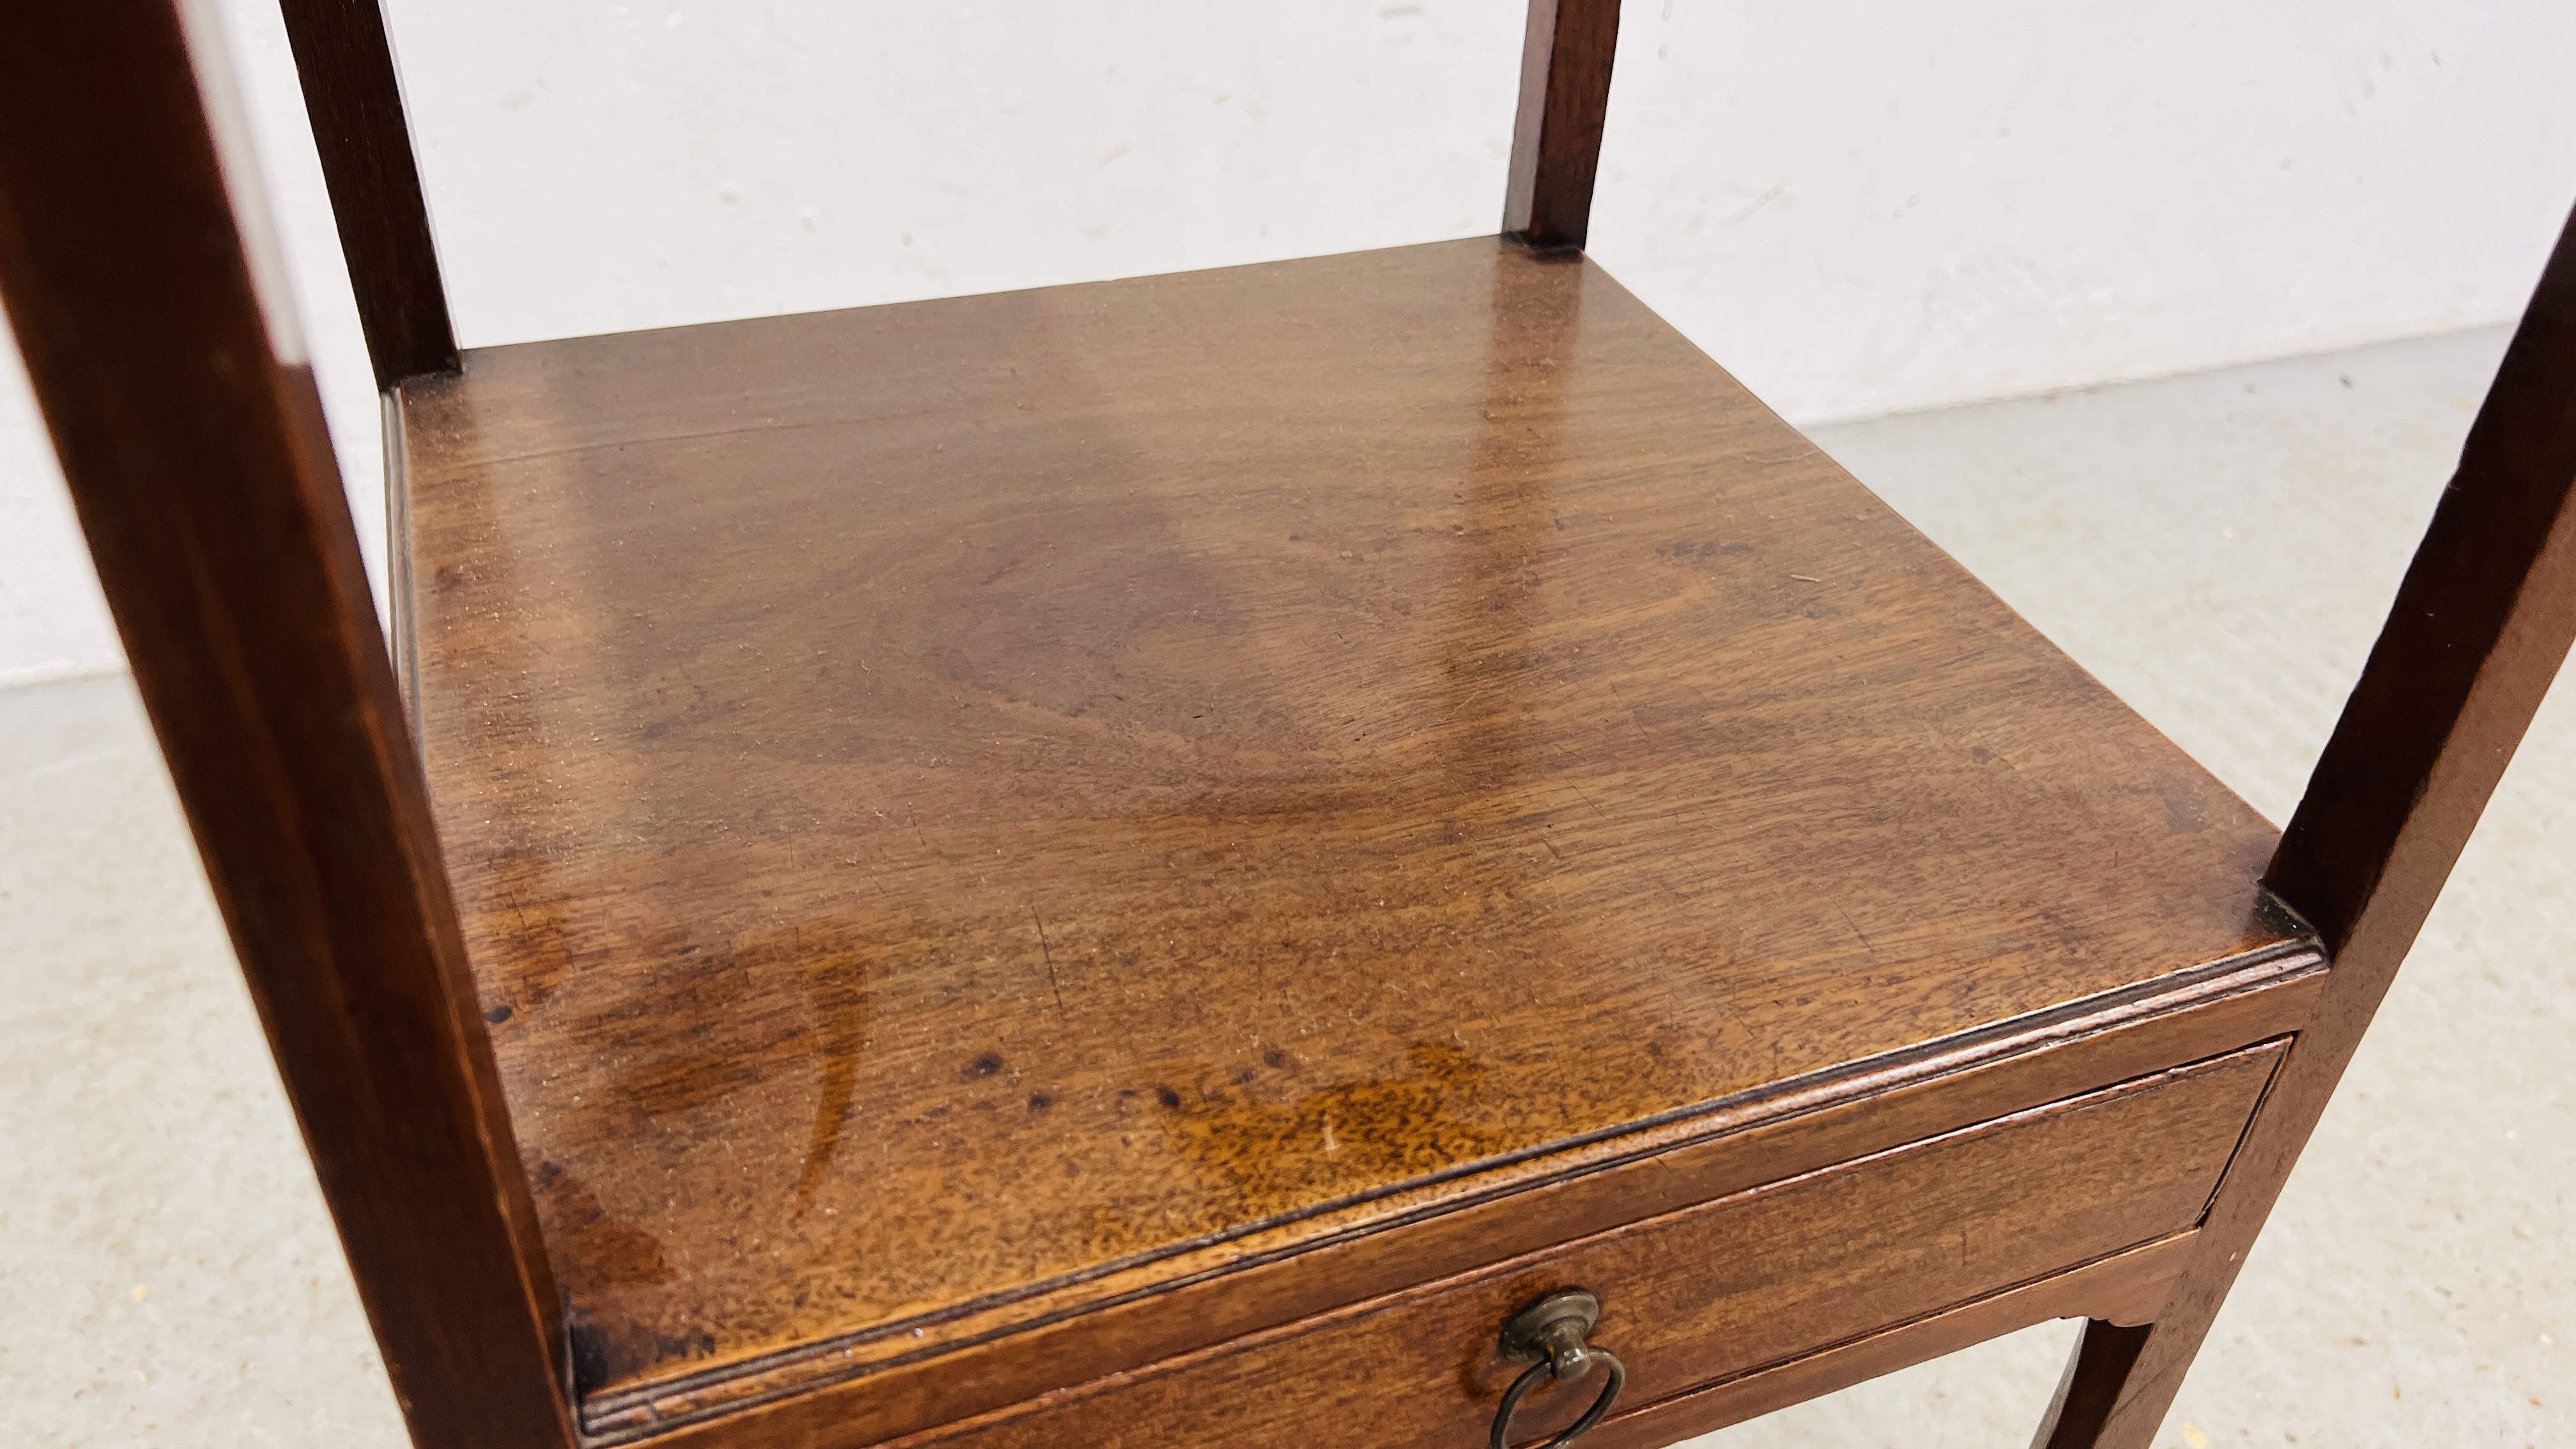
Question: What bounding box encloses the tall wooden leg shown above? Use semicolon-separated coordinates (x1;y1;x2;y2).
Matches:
0;8;572;1448
2031;1319;2155;1449
2037;198;2576;1448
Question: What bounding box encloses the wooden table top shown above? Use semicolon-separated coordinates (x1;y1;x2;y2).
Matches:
395;236;2297;1407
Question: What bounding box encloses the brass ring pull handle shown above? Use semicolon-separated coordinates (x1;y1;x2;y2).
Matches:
1490;1289;1627;1449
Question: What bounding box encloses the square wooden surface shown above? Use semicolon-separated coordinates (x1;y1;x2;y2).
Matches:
394;237;2296;1412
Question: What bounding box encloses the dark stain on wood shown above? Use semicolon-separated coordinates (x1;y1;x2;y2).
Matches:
396;238;2299;1402
883;1045;2287;1449
1167;1041;1514;1220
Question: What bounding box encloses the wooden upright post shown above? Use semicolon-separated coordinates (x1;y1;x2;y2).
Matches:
2037;203;2576;1448
1505;0;1622;250
0;8;569;1446
278;0;459;386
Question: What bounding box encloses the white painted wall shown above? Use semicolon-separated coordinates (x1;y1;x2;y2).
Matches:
9;0;2576;686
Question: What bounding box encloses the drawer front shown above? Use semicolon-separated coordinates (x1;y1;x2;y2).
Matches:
902;1040;2283;1449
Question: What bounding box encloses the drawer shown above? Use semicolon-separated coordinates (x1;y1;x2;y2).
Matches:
899;1039;2284;1449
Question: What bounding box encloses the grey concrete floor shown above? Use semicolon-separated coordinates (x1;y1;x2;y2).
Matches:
3;330;2568;1446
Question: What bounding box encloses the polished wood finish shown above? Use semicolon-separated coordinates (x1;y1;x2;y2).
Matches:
279;0;456;385
835;1046;2283;1449
2035;201;2576;1449
1506;0;1621;248
0;8;563;1449
1587;1234;2195;1449
40;7;2567;1446
392;236;2305;1431
588;949;2317;1445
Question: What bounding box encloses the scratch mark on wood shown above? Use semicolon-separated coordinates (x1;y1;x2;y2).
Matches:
1032;908;1066;1015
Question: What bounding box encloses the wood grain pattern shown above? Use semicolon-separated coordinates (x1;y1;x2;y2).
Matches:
1505;0;1621;248
278;0;456;385
1586;1234;2196;1449
0;8;566;1448
601;947;2317;1445
394;235;2305;1422
870;1045;2284;1449
2044;201;2576;1448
